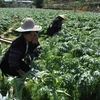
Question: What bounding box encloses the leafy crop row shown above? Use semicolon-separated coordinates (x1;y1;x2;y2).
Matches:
0;8;100;100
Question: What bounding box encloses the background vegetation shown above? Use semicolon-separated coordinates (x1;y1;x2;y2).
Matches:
0;0;100;12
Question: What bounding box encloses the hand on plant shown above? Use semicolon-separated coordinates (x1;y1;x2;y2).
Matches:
25;54;32;65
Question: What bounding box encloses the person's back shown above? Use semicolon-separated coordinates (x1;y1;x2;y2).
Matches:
46;14;66;37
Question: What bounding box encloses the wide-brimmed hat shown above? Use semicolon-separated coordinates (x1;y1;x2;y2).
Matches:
59;14;66;20
16;18;42;32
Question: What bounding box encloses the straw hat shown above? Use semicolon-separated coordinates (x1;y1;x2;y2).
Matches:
59;14;66;20
16;18;42;32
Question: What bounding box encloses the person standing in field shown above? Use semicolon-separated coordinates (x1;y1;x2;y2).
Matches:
46;14;66;37
0;18;42;77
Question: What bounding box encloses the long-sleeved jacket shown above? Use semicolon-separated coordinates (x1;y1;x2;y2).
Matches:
1;35;39;70
46;16;63;36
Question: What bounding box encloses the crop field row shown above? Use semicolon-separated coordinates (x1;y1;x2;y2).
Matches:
0;8;100;100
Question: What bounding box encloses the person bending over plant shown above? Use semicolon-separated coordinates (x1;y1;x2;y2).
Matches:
0;18;42;77
46;14;66;37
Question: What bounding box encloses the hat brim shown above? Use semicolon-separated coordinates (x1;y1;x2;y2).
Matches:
15;25;42;32
59;15;66;20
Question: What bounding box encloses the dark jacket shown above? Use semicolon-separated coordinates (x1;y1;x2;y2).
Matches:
0;35;39;76
46;16;64;36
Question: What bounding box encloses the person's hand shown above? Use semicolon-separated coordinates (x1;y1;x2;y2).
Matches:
50;24;52;27
32;33;38;44
17;69;25;77
25;54;32;65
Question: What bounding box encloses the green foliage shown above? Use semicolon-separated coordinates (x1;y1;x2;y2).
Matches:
0;0;5;7
0;8;100;100
0;75;8;96
34;0;44;8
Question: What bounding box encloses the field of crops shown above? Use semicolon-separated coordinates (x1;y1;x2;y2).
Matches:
0;8;100;100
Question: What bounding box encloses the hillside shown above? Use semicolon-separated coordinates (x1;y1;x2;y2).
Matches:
43;1;100;12
80;2;100;12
